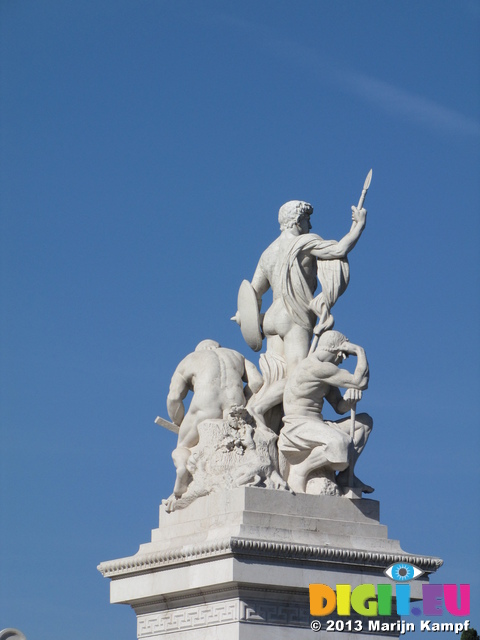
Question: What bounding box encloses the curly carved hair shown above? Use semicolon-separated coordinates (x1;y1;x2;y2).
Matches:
317;330;348;353
278;200;313;231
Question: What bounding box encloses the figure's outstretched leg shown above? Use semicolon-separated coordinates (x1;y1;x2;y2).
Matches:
335;413;374;493
163;444;192;512
170;404;213;497
287;444;349;493
287;446;328;493
351;412;373;455
283;325;312;374
169;414;201;499
171;446;191;498
247;378;286;433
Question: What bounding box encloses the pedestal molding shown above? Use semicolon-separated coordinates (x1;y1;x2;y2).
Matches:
136;598;312;637
98;535;442;578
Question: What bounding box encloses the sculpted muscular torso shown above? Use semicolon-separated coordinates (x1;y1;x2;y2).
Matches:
167;340;263;500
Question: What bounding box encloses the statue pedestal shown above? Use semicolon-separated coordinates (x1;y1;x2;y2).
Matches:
98;487;441;639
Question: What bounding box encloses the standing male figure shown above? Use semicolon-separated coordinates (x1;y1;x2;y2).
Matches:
278;330;373;494
249;200;367;374
166;340;263;503
241;200;366;427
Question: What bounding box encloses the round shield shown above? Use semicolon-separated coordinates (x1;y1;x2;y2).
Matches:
237;280;263;352
0;631;27;640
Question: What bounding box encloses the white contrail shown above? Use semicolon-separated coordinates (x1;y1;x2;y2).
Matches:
215;13;480;138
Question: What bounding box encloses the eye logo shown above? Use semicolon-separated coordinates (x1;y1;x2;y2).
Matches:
384;562;424;582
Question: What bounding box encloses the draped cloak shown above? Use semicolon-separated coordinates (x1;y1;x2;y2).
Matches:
280;233;350;336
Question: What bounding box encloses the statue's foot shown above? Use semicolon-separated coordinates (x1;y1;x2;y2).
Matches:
360;481;374;494
286;471;307;494
163;494;179;513
337;470;374;494
270;470;289;491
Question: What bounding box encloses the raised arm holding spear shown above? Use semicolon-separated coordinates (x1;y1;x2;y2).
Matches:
308;169;372;355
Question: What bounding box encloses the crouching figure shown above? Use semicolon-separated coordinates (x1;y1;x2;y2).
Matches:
278;330;373;495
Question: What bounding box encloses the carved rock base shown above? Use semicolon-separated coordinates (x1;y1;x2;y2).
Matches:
167;409;288;512
98;488;442;638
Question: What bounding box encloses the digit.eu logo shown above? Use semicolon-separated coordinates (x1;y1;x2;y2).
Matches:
309;562;470;617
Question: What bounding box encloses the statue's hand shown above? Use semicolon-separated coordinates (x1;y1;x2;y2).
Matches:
338;340;362;356
343;388;362;405
351;206;367;225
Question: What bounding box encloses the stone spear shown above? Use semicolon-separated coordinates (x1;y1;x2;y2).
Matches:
348;169;372;489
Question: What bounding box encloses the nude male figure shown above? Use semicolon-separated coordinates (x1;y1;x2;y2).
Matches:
166;339;263;502
243;201;366;427
250;200;367;373
278;330;373;494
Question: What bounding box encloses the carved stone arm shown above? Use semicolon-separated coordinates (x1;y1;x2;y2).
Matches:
166;371;190;426
243;359;264;398
310;207;366;260
250;263;270;309
315;349;369;392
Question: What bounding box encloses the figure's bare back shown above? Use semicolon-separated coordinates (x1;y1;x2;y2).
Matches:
258;235;317;301
283;360;333;416
187;348;247;416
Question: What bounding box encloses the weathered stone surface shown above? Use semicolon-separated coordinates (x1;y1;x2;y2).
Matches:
98;488;442;639
165;408;288;512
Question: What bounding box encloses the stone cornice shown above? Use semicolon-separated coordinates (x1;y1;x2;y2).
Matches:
97;536;443;578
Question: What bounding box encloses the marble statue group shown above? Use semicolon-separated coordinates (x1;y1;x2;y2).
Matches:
100;169;443;639
158;172;374;511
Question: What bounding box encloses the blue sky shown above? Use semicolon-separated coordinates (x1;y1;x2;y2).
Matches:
1;1;479;637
